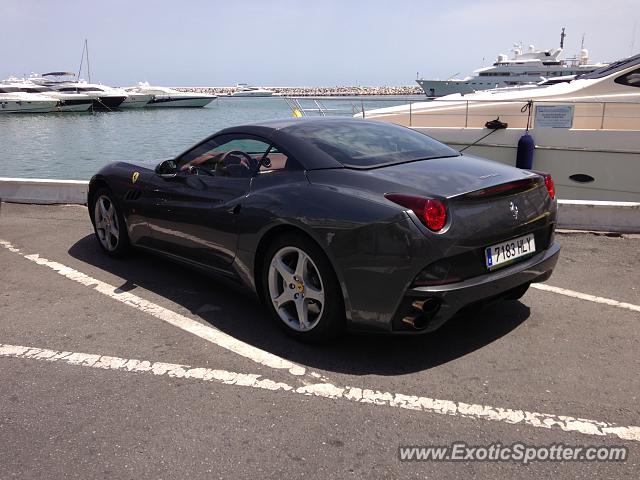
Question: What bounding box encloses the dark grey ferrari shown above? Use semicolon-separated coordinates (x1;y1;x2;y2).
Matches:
88;118;560;341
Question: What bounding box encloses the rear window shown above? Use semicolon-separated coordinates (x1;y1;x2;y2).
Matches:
283;120;458;168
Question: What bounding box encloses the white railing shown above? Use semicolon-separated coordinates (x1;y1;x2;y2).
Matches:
282;96;640;131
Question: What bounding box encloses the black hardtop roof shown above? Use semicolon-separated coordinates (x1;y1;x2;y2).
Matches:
217;116;385;135
214;118;418;170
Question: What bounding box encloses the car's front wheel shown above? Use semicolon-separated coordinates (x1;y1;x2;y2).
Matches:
90;188;130;257
262;234;344;341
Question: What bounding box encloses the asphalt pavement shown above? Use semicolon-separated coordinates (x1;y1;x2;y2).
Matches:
0;203;638;479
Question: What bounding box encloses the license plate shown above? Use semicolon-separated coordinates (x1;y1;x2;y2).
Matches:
485;233;536;270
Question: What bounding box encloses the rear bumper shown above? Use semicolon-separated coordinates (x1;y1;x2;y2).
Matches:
389;241;561;333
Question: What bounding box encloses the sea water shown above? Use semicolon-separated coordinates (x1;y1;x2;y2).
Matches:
0;96;418;180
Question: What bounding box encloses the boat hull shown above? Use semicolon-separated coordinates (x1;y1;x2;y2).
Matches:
0;99;58;113
119;94;153;108
231;92;274;97
57;99;93;112
416;80;477;97
413;127;640;202
92;96;126;110
146;96;215;108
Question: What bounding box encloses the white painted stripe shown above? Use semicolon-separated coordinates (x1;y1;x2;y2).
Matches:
1;342;638;443
531;283;640;313
0;239;306;376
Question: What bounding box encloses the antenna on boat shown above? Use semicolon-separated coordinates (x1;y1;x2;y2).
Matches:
560;27;566;48
581;33;585;50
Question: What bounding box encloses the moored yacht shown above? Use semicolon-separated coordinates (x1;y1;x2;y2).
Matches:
362;54;640;202
125;82;216;107
0;87;58;113
30;72;127;110
230;83;274;97
3;78;94;112
416;30;606;97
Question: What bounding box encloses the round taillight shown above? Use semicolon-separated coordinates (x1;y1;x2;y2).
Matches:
423;199;447;231
384;194;448;232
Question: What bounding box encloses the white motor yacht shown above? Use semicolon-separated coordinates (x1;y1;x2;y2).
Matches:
230;84;274;97
3;78;94;112
125;83;216;107
30;72;128;110
0;86;58;113
416;30;606;97
362;54;640;202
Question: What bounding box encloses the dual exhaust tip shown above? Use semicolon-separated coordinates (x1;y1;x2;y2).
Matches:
402;298;442;330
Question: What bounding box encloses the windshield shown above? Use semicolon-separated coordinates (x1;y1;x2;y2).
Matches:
579;53;640;79
283;120;459;168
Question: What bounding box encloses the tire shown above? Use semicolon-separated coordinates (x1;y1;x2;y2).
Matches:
89;187;130;257
261;233;345;342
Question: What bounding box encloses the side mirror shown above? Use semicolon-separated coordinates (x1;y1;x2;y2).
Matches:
156;159;178;177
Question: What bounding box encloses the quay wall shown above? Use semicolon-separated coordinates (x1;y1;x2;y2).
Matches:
1;177;638;233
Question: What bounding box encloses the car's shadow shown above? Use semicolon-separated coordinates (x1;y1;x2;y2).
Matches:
69;235;531;376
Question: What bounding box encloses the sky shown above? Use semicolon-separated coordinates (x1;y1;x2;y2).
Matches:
1;0;637;87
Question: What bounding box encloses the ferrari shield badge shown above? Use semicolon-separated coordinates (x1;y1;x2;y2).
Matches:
131;171;140;184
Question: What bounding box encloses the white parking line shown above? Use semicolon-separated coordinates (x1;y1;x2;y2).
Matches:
0;239;306;377
531;284;640;313
1;342;638;443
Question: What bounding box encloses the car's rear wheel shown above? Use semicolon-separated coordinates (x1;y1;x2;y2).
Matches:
262;234;344;341
90;188;130;257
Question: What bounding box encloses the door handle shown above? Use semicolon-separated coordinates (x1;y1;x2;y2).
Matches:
227;204;242;215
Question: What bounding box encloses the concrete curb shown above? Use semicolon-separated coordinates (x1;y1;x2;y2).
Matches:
1;177;639;233
556;199;640;234
0;177;89;205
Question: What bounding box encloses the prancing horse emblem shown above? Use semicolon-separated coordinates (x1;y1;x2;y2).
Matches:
131;171;140;184
509;201;519;220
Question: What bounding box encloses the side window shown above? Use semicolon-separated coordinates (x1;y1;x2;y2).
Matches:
259;145;292;173
178;134;297;177
178;135;271;178
614;68;640;88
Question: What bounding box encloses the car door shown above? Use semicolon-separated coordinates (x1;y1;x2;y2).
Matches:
147;134;272;272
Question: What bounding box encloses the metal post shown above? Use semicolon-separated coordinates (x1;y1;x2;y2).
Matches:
600;102;606;130
409;101;412;126
465;100;469;128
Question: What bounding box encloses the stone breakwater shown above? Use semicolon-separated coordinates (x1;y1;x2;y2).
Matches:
176;85;423;96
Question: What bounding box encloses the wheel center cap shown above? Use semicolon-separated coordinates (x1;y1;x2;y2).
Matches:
295;282;305;294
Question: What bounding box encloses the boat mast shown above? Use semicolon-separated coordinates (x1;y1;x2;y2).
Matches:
85;39;91;83
77;41;86;79
77;39;92;82
560;27;566;48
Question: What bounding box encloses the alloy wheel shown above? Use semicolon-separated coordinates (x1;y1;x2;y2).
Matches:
267;246;325;332
94;195;120;252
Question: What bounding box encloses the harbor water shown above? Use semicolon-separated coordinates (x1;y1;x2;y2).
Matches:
0;96;420;180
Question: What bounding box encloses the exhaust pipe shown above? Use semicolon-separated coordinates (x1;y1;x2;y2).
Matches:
402;298;442;330
412;298;441;315
402;314;429;330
